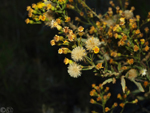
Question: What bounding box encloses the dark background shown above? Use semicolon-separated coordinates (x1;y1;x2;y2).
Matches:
0;0;150;113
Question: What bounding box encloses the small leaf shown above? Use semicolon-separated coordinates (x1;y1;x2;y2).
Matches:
102;78;113;86
118;62;121;71
137;96;145;100
133;65;143;70
104;58;108;72
131;89;142;95
112;77;116;84
132;80;145;92
111;65;115;72
121;76;126;93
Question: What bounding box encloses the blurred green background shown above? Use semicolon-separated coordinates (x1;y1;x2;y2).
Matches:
0;0;150;113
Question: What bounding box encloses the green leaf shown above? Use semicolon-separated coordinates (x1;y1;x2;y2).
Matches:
102;78;113;86
111;65;114;72
104;58;108;72
132;80;144;92
133;65;143;70
97;55;103;59
121;76;126;93
118;62;121;71
131;89;142;95
137;96;145;100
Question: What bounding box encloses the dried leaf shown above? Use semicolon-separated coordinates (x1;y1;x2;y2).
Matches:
102;78;113;86
121;76;126;93
132;80;145;92
112;77;116;84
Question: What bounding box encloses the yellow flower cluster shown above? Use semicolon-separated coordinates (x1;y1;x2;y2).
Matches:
26;0;150;112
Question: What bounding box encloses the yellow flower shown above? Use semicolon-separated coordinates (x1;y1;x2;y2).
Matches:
134;45;139;52
120;17;125;25
26;6;31;11
75;17;80;21
61;48;70;54
69;0;74;2
110;51;117;57
140;39;145;44
131;6;135;11
132;99;138;104
96;97;101;101
80;12;84;16
136;15;140;21
90;99;95;104
135;29;141;35
119;103;125;108
96;21;100;26
28;12;32;17
122;35;127;41
96;63;103;69
118;39;125;46
113;24;121;32
117;93;122;99
144;46;149;51
121;66;128;70
93;46;99;54
143;81;149;87
105;107;110;112
54;35;60;42
63;26;69;34
64;58;70;65
65;17;71;22
68;33;76;41
39;15;42;20
90;89;96;96
78;26;84;32
58;0;66;3
47;4;52;10
107;93;111;97
89;26;96;34
92;84;96;88
109;59;113;64
58;48;63;54
32;3;36;9
56;18;62;24
37;2;44;9
145;41;149;46
50;40;55;46
41;15;46;21
127;59;134;65
114;33;118;39
25;18;30;24
145;27;149;33
113;102;118;107
56;25;62;31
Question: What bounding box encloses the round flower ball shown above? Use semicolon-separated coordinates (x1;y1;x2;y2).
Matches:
68;63;82;78
85;37;101;50
71;46;86;62
124;10;134;19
